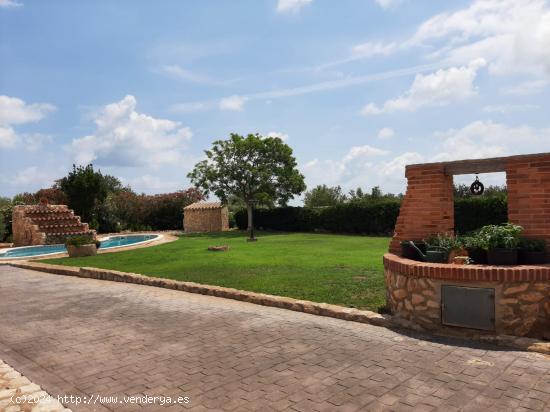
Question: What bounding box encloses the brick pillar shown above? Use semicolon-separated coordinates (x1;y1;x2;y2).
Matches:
389;163;454;254
506;154;550;251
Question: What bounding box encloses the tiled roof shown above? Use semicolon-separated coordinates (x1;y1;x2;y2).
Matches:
184;202;223;210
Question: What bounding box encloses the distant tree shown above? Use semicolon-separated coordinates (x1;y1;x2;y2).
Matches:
370;186;382;198
188;133;306;240
57;164;122;227
304;185;347;207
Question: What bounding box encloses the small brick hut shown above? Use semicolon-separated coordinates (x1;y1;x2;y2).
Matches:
183;202;229;233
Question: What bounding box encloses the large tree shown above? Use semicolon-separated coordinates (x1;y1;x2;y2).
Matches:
188;133;306;240
57;164;122;227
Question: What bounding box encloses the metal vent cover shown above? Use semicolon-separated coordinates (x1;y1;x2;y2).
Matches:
441;285;495;331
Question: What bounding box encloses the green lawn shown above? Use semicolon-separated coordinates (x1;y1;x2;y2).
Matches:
45;231;390;311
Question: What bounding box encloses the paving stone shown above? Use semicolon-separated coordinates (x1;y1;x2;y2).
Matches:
0;266;549;411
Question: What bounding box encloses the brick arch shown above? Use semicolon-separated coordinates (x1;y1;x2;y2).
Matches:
389;152;550;256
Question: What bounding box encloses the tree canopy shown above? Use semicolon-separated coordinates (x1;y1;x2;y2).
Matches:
188;133;306;239
304;185;347;207
57;164;122;226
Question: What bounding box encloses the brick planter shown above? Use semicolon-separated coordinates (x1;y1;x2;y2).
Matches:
384;253;550;338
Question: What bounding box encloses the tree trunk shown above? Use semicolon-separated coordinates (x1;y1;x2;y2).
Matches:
246;203;256;241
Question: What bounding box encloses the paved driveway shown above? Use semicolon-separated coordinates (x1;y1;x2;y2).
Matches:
0;266;549;412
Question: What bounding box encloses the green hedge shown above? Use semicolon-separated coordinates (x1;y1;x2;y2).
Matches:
235;197;507;236
454;196;507;234
235;200;401;235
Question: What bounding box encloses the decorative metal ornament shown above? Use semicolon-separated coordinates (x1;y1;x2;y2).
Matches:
470;175;484;196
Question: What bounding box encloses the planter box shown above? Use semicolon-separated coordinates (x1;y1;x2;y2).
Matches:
466;247;488;264
518;250;547;265
487;248;518;265
67;244;97;258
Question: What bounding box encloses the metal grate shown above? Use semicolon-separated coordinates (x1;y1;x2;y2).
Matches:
441;285;495;331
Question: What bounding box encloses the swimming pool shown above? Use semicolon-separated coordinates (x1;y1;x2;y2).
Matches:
0;234;161;259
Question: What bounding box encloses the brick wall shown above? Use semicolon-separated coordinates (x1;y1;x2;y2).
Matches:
389;163;454;254
390;153;550;255
506;154;550;254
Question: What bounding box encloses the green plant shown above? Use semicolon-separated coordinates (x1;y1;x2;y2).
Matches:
424;233;461;252
519;238;546;252
460;233;485;249
477;223;523;250
65;235;95;247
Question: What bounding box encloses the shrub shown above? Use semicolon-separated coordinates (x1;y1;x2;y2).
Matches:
519;237;546;252
454;196;507;234
65;234;95;247
476;223;523;250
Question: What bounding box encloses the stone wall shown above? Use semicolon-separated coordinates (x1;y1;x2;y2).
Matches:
12;206;45;246
183;203;229;233
384;253;550;339
12;204;95;247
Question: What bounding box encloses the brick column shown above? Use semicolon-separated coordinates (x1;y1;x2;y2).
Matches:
389;163;454;254
506;154;550;252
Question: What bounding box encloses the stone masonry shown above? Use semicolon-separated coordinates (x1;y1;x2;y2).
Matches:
384;253;550;339
12;205;95;247
183;202;229;233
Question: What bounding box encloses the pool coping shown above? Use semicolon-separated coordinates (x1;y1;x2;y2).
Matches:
3;260;549;357
0;232;177;260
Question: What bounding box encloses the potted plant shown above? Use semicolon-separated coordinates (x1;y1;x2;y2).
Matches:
424;233;463;263
478;223;522;265
518;238;547;264
461;233;488;264
65;235;98;258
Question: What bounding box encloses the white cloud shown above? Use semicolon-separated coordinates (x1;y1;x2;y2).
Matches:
0;0;22;8
266;131;289;141
158;64;232;86
0;126;17;148
10;166;57;187
482;104;539;114
277;0;312;13
0;95;55;125
380;152;424;176
302;146;416;194
0;95;55;149
377;127;395;140
219;95;247;111
374;0;403;10
351;41;397;58
342;145;388;162
431;120;550;162
411;0;550;78
68;95;192;167
361;59;485;115
124;175;181;193
501;79;549;96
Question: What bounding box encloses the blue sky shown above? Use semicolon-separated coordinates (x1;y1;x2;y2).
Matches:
1;0;549;200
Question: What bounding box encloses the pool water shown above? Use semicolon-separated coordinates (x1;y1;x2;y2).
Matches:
0;234;160;259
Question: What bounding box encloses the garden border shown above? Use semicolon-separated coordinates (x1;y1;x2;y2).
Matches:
3;261;549;356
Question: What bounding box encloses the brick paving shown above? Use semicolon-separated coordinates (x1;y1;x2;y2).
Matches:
0;266;549;412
